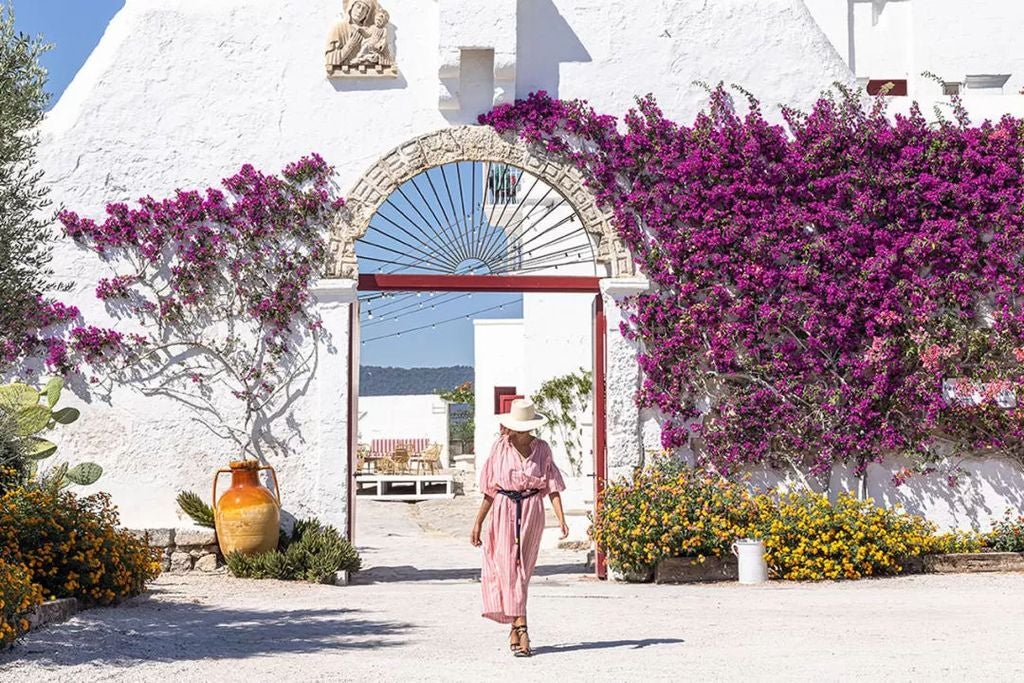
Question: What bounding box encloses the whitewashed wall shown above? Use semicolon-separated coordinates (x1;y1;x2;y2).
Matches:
358;394;449;466
36;0;1023;532
473;319;524;470
804;0;1024;99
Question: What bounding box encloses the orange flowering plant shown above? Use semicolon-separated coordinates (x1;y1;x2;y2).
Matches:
0;485;160;606
590;458;757;574
0;558;43;650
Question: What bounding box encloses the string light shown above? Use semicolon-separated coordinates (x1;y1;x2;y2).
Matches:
361;298;520;344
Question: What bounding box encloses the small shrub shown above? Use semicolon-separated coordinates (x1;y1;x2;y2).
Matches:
0;485;161;605
226;518;361;583
924;529;987;555
176;490;215;528
753;492;933;581
988;510;1024;552
0;558;43;649
590;459;756;574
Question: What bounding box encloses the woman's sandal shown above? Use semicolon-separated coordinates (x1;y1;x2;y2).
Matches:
509;625;521;653
513;625;531;657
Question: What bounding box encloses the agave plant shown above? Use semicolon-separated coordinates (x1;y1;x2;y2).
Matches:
0;378;103;486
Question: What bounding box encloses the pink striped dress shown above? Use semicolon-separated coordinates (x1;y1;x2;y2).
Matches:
479;436;566;623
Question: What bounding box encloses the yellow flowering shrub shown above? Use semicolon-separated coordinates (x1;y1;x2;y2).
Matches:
0;486;161;606
593;456;993;581
591;460;756;574
0;558;43;650
752;491;934;581
924;529;987;555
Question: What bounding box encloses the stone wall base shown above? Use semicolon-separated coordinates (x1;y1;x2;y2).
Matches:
26;598;78;631
129;528;224;573
655;556;738;584
903;552;1024;574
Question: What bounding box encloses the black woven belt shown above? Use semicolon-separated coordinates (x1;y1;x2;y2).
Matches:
497;488;540;559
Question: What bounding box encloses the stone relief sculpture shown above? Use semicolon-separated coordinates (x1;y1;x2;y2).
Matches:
325;0;398;78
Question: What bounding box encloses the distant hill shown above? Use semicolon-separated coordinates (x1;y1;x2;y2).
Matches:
360;365;473;397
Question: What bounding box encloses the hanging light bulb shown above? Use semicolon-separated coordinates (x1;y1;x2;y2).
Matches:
367;310;373;319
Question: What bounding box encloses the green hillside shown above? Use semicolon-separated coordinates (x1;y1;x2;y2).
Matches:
360;365;473;397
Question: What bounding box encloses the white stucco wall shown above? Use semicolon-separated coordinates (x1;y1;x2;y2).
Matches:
358;394;449;465
32;0;1024;533
473;319;524;470
804;0;1024;99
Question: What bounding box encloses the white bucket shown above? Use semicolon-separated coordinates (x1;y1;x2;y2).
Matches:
731;539;769;585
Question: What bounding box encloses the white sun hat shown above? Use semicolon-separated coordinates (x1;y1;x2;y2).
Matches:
498;398;548;432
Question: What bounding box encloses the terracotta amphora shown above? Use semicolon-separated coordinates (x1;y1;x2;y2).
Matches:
212;460;281;556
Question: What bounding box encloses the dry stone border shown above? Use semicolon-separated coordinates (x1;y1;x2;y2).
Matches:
652;551;1024;584
128;528;224;573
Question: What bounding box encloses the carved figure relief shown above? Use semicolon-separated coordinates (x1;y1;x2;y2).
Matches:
325;0;397;78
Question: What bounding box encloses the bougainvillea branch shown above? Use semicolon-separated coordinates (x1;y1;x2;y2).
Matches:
58;154;345;458
482;87;1024;485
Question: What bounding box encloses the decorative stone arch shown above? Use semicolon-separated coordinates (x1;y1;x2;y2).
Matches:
325;125;634;278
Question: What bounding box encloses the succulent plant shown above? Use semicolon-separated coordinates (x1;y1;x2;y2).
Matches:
0;378;103;487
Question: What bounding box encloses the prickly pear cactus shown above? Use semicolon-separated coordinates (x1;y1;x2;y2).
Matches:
0;378;102;487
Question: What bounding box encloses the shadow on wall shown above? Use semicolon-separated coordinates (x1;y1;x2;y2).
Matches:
2;597;411;665
516;0;592;98
737;456;1024;532
867;456;1024;531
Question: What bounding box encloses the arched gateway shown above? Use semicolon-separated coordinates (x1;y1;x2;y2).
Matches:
339;126;642;579
326;125;635;279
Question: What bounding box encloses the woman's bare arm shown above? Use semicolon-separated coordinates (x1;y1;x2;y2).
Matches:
470;495;493;546
548;492;569;539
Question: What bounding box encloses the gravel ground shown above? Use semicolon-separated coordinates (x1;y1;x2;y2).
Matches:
3;499;1024;682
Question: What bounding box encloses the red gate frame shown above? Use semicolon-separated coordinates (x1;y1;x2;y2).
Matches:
350;273;609;579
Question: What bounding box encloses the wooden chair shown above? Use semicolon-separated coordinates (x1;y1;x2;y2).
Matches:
386;446;410;475
413;443;442;475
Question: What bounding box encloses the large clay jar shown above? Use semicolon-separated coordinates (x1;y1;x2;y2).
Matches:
213;460;281;556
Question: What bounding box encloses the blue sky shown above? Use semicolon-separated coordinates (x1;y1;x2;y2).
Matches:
12;0;124;103
11;0;529;371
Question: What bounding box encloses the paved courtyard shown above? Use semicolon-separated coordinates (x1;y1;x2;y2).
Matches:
3;498;1024;682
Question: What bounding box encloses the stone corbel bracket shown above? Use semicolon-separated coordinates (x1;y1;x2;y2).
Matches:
438;0;517;112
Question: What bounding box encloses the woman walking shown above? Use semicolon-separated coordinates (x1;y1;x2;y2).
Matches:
471;399;569;657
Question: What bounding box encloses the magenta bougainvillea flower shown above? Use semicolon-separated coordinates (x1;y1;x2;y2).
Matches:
52;154;344;457
482;87;1024;484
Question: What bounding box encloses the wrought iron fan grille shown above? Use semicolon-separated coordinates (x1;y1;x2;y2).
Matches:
355;161;598;277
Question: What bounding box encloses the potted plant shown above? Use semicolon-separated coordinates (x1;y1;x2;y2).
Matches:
58;155;346;556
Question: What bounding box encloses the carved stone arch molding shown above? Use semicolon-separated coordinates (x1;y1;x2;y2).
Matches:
326;126;634;279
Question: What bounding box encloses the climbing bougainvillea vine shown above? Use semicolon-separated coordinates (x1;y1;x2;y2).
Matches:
482;88;1024;483
57;155;345;457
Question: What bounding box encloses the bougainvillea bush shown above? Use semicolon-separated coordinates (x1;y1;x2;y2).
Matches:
483;88;1024;482
56;155;344;458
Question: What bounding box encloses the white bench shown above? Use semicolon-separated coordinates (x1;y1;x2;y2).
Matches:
355;473;455;501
